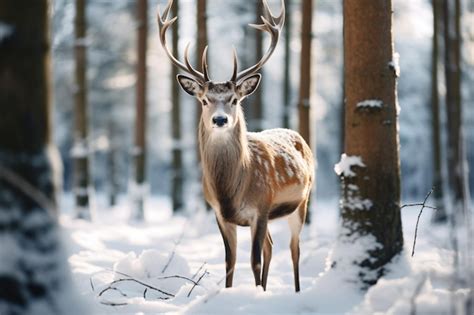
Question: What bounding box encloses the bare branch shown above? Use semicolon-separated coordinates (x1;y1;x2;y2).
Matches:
409;274;427;315
191;262;207;280
162;220;188;274
153;275;200;285
187;269;209;298
90;277;95;292
98;278;174;298
402;187;436;257
100;301;128;307
0;165;57;216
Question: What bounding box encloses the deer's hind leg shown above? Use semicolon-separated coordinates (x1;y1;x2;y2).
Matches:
288;198;308;292
261;230;273;291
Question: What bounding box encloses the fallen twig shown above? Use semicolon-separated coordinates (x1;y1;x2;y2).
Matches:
187;270;209;298
401;187;437;257
409;274;427;315
100;300;128;307
192;262;207;280
98;278;174;298
162;219;188;274
153;275;200;286
90;277;95;292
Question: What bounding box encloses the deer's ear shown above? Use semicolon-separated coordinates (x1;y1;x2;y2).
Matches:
177;75;203;96
237;74;261;97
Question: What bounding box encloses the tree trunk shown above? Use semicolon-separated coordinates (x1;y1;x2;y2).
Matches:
196;0;211;211
443;0;466;213
108;121;118;207
73;0;91;219
0;0;78;312
298;0;313;224
340;0;403;286
172;0;184;212
298;0;312;150
196;0;208;155
132;0;148;220
431;0;447;223
249;0;264;132
282;0;292;129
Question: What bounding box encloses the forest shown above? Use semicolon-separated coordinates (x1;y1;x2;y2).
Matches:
0;0;473;314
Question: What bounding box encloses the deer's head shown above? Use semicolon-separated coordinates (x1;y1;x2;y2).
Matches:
158;0;284;132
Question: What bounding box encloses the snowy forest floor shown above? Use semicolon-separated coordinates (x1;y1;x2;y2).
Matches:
60;195;471;314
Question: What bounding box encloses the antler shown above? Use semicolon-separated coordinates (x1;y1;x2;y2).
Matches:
157;0;210;84
231;0;285;83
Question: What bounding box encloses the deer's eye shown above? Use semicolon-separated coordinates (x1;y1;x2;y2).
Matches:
231;98;237;106
202;99;208;106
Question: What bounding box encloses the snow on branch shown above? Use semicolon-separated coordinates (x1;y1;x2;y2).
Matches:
334;154;366;177
356;99;383;109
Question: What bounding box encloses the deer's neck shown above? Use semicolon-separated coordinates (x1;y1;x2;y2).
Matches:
199;109;250;198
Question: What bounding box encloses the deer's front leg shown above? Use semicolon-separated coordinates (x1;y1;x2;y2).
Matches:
216;216;237;288
250;216;268;288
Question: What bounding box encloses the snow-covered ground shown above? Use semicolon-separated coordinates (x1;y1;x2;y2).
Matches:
60;195;471;314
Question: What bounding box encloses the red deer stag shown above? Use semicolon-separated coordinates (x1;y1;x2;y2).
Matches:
157;0;314;292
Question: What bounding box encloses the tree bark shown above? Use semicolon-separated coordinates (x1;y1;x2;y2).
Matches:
298;0;312;148
196;0;208;156
443;0;466;212
0;0;78;312
298;0;313;225
132;0;148;220
341;0;403;285
196;0;211;211
172;0;184;212
73;0;91;219
282;0;292;129
249;0;264;132
431;0;447;223
108;121;118;207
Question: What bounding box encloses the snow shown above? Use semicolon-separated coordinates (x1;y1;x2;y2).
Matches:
58;194;472;314
70;141;89;158
388;52;401;77
356;99;384;109
334;154;366;177
0;22;13;42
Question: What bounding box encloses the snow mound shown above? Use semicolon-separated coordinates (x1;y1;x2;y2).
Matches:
334;154;366;177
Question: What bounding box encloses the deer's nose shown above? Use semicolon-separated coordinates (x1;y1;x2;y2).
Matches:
212;116;228;127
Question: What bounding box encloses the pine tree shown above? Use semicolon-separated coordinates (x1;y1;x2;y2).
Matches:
338;0;403;285
282;0;292;129
443;0;466;214
298;0;313;224
0;0;79;312
431;0;447;223
132;0;149;220
73;0;92;219
171;0;184;212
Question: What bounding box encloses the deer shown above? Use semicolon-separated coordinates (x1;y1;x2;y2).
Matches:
157;0;314;292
